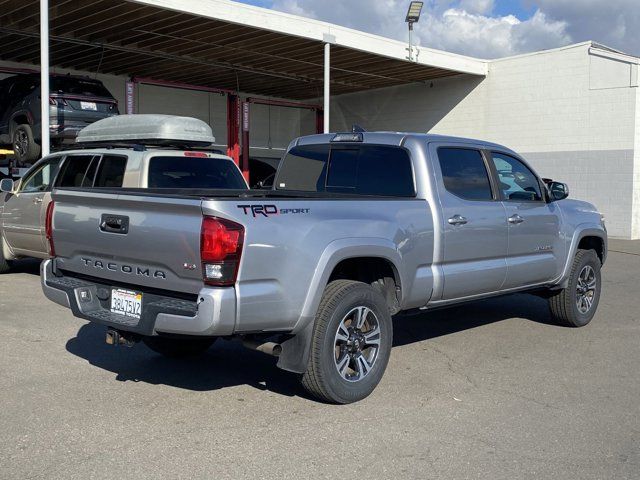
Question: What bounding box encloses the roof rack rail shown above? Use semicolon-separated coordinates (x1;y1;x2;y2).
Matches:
69;140;222;152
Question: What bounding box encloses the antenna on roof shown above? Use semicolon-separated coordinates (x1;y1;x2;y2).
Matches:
352;124;367;133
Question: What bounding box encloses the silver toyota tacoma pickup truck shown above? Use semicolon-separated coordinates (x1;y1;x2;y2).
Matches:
41;132;607;403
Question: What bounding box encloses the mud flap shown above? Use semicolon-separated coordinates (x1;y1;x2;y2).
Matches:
276;320;315;374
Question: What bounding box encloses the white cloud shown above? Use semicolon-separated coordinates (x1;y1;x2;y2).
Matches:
531;0;640;56
418;8;570;58
266;0;638;58
458;0;494;15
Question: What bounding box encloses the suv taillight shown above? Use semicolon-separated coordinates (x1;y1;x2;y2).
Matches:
45;201;55;257
200;217;244;287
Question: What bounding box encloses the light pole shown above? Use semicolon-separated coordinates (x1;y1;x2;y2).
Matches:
405;1;423;62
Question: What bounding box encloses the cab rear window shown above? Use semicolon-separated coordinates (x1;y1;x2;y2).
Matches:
275;144;415;197
148;157;247;189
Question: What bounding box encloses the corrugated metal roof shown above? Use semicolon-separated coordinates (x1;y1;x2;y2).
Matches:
0;0;487;99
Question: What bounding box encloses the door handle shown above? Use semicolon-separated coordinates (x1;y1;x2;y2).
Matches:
33;197;43;204
508;214;524;224
448;214;468;226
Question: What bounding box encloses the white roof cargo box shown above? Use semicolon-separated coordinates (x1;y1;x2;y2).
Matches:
76;114;216;146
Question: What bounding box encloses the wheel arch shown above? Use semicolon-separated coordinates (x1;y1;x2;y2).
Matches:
298;239;404;328
557;225;607;288
277;239;403;375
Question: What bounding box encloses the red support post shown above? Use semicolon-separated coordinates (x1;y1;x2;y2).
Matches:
316;110;324;134
226;94;240;167
241;101;250;183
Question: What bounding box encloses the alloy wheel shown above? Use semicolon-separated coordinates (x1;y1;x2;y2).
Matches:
333;306;381;382
576;265;597;314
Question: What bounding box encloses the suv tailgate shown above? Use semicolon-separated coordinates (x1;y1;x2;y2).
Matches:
51;189;205;295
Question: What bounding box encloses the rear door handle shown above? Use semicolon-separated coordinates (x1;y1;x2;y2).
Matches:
508;214;524;224
448;214;468;226
33;197;43;204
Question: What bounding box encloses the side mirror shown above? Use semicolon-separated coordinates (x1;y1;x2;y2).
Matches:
548;181;569;201
0;178;14;193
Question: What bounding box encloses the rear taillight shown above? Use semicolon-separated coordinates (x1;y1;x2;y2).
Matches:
49;97;68;106
45;201;55;257
200;217;244;287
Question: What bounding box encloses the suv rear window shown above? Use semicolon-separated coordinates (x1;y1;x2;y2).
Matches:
50;77;113;98
276;144;415;197
148;157;247;189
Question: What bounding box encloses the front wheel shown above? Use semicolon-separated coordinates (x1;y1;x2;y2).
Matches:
301;280;393;404
142;336;216;358
13;124;40;164
549;249;602;327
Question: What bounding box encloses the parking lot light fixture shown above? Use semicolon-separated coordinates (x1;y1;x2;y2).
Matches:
405;1;423;62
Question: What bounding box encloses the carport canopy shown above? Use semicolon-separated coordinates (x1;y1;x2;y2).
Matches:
0;0;486;99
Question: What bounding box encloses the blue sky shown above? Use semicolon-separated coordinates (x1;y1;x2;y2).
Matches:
232;0;639;58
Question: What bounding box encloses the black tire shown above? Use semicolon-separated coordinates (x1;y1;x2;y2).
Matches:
301;280;393;404
549;249;602;327
13;124;41;164
0;244;12;274
142;336;216;358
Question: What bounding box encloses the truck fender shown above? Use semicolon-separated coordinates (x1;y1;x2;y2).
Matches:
556;224;607;289
277;238;402;374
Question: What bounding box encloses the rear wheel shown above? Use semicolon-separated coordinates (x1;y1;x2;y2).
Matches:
549;249;601;327
301;280;393;404
13;124;40;164
142;336;216;358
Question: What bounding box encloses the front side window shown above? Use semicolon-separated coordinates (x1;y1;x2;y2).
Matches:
437;148;493;201
491;152;543;202
19;157;62;193
147;157;247;189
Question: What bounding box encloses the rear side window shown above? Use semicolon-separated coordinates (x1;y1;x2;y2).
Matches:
94;155;127;188
277;144;415;197
56;155;97;187
148;157;247;189
437;148;493;201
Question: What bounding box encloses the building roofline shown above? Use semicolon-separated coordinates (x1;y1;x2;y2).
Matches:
130;0;488;76
489;41;640;63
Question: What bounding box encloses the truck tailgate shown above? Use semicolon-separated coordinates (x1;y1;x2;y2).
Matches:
51;189;205;295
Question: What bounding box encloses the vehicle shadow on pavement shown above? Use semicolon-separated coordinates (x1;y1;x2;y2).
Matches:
65;293;554;399
65;323;306;398
6;259;41;276
392;293;555;347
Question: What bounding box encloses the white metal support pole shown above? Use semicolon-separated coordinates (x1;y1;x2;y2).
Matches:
323;42;330;134
40;0;50;157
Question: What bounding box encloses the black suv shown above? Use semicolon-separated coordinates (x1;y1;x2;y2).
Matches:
0;74;119;164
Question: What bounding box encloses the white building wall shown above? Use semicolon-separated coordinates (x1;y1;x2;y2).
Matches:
633;84;640;239
331;43;639;238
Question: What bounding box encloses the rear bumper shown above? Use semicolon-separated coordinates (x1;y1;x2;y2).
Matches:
41;260;236;336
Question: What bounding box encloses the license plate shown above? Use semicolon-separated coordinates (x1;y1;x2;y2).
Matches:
80;101;97;111
110;289;142;319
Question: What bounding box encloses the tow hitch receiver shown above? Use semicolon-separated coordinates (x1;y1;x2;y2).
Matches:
106;329;139;347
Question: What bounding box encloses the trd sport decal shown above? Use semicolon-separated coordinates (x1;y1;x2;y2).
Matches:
237;205;310;217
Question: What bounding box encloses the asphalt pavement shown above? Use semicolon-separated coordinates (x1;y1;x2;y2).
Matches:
1;247;638;479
